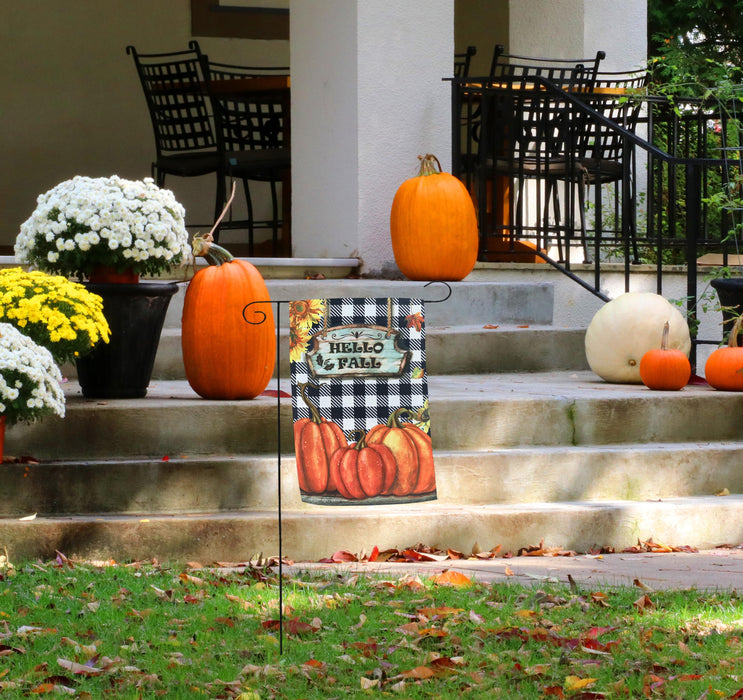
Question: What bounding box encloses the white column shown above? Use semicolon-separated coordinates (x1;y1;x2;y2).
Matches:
290;0;454;276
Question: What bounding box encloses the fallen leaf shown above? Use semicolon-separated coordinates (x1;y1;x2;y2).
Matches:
417;606;463;619
57;658;103;676
634;594;655;613
564;675;597;691
633;578;654;591
716;488;730;496
430;570;472;587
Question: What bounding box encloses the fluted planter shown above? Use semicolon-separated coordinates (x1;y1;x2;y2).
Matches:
75;281;178;399
710;277;743;341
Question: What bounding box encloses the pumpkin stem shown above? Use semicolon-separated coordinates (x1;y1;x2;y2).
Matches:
298;381;324;424
385;407;416;428
417;153;443;177
660;321;670;351
192;232;235;266
350;429;367;450
728;315;743;348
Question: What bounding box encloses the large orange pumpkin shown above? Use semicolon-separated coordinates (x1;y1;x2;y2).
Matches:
182;235;275;399
366;408;435;496
293;382;347;494
329;430;397;500
705;316;743;391
390;154;478;281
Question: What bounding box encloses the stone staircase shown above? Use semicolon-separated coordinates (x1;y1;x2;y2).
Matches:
3;264;743;563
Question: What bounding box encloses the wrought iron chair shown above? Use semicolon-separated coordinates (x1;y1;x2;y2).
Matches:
568;70;649;262
126;42;223;227
201;58;291;255
454;45;477;78
473;46;605;261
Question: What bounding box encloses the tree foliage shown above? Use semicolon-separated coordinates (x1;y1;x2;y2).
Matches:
648;0;743;65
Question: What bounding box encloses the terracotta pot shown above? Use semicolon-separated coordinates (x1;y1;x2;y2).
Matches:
88;266;140;284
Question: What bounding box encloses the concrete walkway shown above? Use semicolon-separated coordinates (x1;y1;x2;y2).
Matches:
288;548;743;590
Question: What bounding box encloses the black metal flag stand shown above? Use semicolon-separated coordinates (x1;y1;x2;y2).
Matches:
242;281;451;653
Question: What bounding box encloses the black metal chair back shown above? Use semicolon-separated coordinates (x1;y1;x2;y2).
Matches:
201;58;291;255
575;70;648;166
454;46;477;78
206;61;290;152
489;44;605;87
126;42;216;183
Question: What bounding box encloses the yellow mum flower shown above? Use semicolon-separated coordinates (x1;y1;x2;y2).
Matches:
0;268;110;364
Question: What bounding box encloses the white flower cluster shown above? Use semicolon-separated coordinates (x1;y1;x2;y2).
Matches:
0;323;65;425
15;175;190;275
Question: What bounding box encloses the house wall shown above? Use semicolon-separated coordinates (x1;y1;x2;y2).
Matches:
510;0;646;70
0;0;289;249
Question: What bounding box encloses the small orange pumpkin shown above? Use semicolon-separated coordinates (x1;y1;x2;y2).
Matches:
182;235;275;399
329;430;397;500
366;408;435;496
390;154;478;281
293;382;347;494
639;321;691;391
705;316;743;391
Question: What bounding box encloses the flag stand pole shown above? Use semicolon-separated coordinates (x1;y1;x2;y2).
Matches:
242;281;451;655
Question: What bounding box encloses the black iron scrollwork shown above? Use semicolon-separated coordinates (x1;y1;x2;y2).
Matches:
241;300;271;325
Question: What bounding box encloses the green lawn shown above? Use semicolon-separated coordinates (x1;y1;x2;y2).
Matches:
1;555;742;698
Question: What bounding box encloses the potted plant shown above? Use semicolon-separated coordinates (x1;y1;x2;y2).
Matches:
0;322;66;461
0;268;110;366
14;175;191;398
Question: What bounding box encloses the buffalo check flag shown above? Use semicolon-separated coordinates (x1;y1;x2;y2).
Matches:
289;297;436;505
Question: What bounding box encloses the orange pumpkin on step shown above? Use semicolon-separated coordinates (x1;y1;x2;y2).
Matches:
639;321;691;391
182;235;275;399
390;154;478;281
705;316;743;391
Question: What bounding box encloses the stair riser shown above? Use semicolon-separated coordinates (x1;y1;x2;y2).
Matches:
62;326;589;381
9;392;743;461
3;498;742;562
160;280;556;329
4;445;741;516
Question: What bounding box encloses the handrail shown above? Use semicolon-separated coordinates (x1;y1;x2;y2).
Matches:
450;74;743;369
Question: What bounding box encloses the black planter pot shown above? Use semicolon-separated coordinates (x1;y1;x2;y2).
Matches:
76;282;179;399
710;277;743;338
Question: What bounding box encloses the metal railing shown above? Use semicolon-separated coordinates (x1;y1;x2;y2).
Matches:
450;75;743;367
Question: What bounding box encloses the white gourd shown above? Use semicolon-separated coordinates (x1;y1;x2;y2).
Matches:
585;292;691;383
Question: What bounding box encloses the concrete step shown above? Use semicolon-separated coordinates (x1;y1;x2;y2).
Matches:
161;278;557;329
134;324;590;380
61;279;581;379
8;374;743;461
3;496;743;562
4;441;741;517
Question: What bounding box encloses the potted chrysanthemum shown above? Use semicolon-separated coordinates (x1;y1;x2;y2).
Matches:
14;175;191;399
14;175;190;281
0;268;110;366
0;322;66;461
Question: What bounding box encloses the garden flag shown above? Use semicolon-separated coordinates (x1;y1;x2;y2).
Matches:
289;297;436;505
